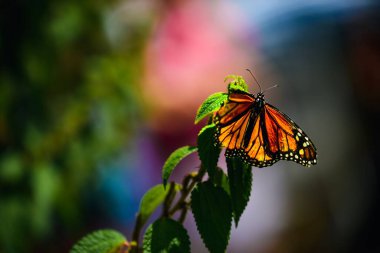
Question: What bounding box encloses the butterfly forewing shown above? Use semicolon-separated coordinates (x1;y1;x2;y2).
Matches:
216;94;252;150
217;93;254;125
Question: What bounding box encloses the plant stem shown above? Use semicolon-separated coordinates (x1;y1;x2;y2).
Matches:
178;202;189;224
130;214;142;253
168;166;206;216
131;165;207;251
162;182;177;217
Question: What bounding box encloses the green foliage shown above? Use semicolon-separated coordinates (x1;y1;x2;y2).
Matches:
0;198;30;253
2;0;267;250
0;153;23;183
191;181;232;253
195;92;228;124
197;124;220;179
143;218;190;253
0;0;149;251
138;184;180;227
162;146;198;188
226;157;253;226
69;75;263;253
31;163;59;236
70;230;127;253
212;167;230;196
225;75;248;93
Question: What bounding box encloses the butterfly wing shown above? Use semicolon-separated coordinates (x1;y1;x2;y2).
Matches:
238;110;278;167
215;92;317;168
215;92;277;167
215;92;253;151
262;103;317;167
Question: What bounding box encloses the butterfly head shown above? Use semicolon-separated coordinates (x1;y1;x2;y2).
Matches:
256;92;265;104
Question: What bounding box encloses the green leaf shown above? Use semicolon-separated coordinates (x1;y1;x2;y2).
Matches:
0;153;23;182
226;157;252;226
191;181;232;253
197;124;220;179
70;229;127;253
212;167;230;196
195;92;228;124
162;146;198;188
225;75;248;93
139;184;179;226
143;218;190;253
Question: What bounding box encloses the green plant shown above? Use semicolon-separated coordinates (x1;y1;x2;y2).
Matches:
71;76;256;253
0;1;150;251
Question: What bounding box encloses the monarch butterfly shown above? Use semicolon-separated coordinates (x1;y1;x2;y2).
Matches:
214;73;317;168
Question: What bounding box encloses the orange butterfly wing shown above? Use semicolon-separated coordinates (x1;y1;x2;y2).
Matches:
239;112;277;167
263;103;317;167
215;92;276;167
215;92;317;167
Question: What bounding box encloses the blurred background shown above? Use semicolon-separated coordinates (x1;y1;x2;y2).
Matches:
1;0;380;252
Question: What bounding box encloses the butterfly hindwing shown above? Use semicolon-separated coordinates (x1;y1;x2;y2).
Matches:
239;111;278;167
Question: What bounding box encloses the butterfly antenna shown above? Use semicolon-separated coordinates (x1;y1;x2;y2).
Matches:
246;69;262;93
263;84;279;93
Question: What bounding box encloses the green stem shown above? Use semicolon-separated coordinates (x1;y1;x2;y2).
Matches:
130;214;143;253
162;182;177;217
168;166;206;216
178;202;189;224
131;165;207;251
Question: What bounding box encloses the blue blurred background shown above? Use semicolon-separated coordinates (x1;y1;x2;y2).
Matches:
1;0;380;252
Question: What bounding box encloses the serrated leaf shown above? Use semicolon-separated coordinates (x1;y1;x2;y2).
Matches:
70;229;127;253
225;75;248;93
197;124;220;179
143;218;190;253
162;146;197;188
195;92;228;124
226;157;252;226
191;181;232;253
139;184;179;226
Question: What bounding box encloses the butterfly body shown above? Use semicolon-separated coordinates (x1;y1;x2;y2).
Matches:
215;90;317;168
